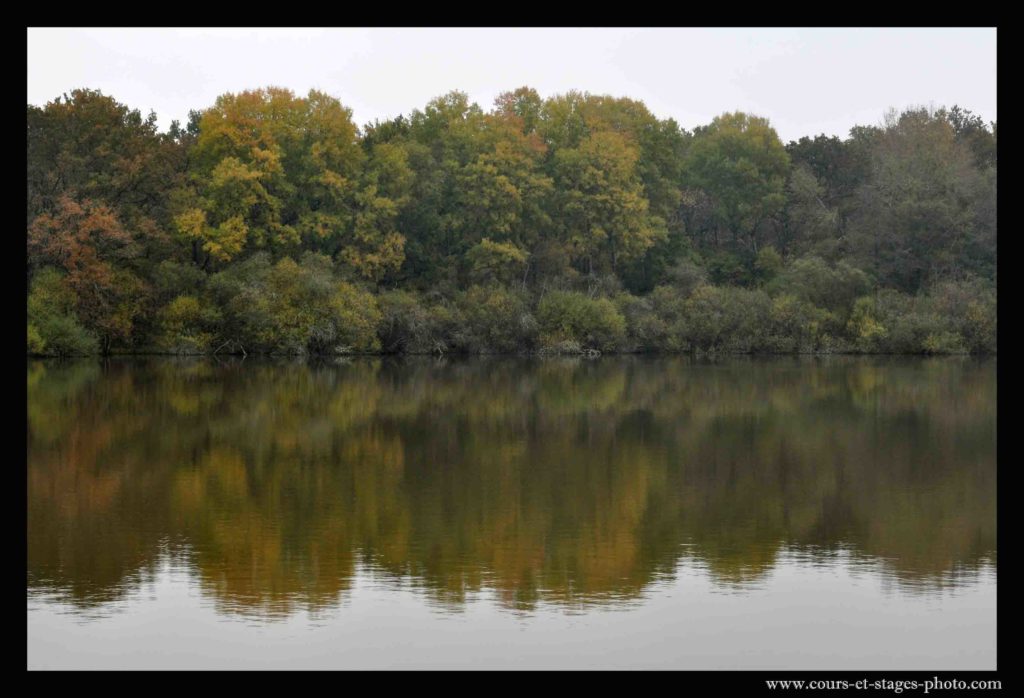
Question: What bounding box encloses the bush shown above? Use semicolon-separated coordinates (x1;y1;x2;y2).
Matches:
767;294;831;353
537;291;626;352
211;254;382;354
846;296;888;352
27;268;100;356
853;285;991;354
962;299;996;353
922;331;968;354
869;290;949;353
677;285;771;353
537;339;590;356
156;295;216;354
32;313;99;356
377;290;461;354
770;256;872;320
649;285;690;351
326;282;383;353
615;293;665;352
27;323;46;355
925;279;995;354
28;267;75;320
457;285;536;353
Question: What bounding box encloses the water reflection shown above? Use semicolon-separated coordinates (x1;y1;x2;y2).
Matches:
27;356;996;619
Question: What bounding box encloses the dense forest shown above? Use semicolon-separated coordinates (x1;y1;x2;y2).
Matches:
26;87;997;356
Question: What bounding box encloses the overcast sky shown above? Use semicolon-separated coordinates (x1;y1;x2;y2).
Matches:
27;28;997;143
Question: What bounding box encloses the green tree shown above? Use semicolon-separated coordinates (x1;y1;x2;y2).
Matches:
685;112;790;265
848;107;990;292
553;131;666;275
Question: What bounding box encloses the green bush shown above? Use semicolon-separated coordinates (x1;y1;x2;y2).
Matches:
327;282;383;353
156;295;215;354
922;331;968;355
962;299;996;353
770;256;872;320
27;323;46;355
766;294;831;353
537;291;626;352
846;296;888;352
536;339;588;356
27;268;100;356
677;285;771;353
458;285;536;353
28;268;76;320
32;313;99;356
615;293;666;352
649;285;690;351
210;254;382;354
377;290;461;354
859;286;988;354
924;279;995;354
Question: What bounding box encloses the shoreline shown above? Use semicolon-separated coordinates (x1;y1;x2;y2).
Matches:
27;349;996;359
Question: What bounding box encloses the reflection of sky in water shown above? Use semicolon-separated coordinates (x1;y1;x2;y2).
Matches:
28;549;996;670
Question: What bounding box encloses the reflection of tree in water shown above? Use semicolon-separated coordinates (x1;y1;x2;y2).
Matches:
27;356;996;616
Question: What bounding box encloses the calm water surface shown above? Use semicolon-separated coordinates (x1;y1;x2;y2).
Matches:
27;356;996;669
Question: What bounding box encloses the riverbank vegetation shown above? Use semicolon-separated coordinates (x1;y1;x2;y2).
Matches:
27;88;996;356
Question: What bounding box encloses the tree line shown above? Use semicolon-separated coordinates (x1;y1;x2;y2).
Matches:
27;87;997;356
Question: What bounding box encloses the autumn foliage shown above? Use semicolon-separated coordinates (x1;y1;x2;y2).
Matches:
26;88;996;355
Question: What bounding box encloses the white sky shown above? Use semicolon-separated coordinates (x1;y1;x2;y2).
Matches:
27;28;997;143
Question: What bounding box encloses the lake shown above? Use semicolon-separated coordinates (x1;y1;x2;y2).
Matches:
27;356;996;670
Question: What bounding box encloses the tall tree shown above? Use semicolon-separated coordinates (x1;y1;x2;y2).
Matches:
28;197;146;352
684;112;790;265
553;130;666;275
848;107;991;292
